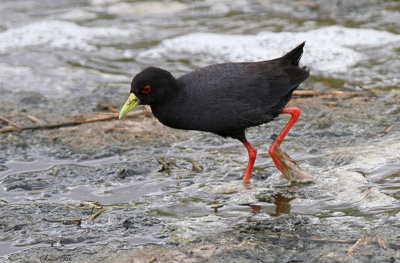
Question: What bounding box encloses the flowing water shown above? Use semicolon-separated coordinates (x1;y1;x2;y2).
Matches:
0;0;399;262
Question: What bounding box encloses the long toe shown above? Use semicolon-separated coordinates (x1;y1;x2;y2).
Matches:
276;148;311;182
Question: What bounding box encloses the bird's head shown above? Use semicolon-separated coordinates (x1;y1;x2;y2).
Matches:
119;67;176;119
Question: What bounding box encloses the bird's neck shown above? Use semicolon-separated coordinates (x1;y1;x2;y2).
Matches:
150;80;186;128
152;78;183;106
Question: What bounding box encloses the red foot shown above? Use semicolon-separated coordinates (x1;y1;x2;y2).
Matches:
268;107;308;182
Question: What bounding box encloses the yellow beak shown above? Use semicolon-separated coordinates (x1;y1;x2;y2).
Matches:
119;93;140;119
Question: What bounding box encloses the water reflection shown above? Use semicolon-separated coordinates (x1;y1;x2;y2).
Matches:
271;193;295;216
247;193;295;216
249;204;261;214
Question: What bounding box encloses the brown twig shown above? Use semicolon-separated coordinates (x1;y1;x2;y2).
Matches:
0;115;22;130
189;159;203;172
237;240;257;247
19;113;46;124
97;102;120;113
347;237;363;254
0;109;149;133
88;208;106;223
384;125;394;133
376;236;387;250
293;90;366;97
322;101;339;107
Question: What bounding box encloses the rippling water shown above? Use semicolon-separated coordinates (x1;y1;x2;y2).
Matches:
0;0;399;261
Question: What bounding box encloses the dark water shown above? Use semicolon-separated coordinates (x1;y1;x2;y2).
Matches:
0;0;399;262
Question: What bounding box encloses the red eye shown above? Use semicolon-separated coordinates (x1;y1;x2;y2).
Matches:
142;85;151;94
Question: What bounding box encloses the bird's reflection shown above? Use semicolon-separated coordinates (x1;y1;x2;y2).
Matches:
271;193;294;216
249;204;261;214
247;193;294;215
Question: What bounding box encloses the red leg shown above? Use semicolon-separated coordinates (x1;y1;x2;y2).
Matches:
269;107;308;181
271;107;300;149
242;140;257;183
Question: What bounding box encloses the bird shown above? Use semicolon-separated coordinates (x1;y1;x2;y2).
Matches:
119;42;309;183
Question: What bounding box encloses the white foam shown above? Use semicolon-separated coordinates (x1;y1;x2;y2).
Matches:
314;135;400;209
58;9;98;21
138;25;400;73
107;1;187;15
0;20;130;54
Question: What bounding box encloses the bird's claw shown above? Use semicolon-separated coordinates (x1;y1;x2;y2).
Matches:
275;147;310;183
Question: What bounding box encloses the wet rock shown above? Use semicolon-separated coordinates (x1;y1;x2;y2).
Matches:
156;157;177;172
122;214;161;230
0;165;8;172
2;174;50;191
116;167;143;179
18;92;47;105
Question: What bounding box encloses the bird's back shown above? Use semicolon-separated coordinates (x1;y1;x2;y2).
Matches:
151;43;309;138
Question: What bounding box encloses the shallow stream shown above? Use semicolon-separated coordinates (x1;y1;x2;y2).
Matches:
0;0;399;262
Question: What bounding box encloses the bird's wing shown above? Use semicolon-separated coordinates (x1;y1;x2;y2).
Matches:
175;60;307;134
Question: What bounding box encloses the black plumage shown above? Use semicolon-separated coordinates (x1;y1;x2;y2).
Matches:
120;42;309;183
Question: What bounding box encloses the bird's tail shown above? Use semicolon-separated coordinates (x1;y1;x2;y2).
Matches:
281;42;306;66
